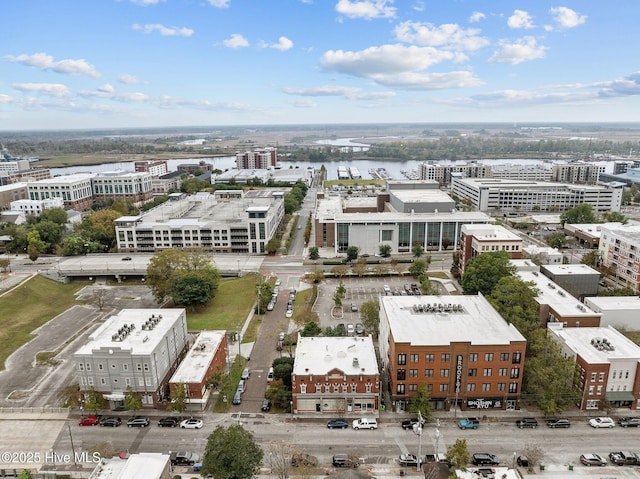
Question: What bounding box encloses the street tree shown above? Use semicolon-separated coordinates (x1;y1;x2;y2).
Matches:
91;287;109;310
346;245;360;261
17;470;32;479
360;299;380;339
602;211;628;224
408;385;432;423
308;246;319;260
581;250;599;268
412;242;424;258
124;385;142;413
0;258;10;272
378;244;391;258
408;259;427;277
331;264;349;278
169;383;188;415
460;250;516;295
201;424;264;479
39;207;68;225
450;251;461;279
265;440;295;479
446;438;470;471
266;238;281;255
547;232;566;249
80;209;122;248
521;443;544;473
560;203;597;225
488;276;540;345
301;321;322;336
83;386;105;414
172;271;217;309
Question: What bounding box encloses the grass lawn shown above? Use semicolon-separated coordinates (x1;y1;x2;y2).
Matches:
186;273;259;331
0;276;86;370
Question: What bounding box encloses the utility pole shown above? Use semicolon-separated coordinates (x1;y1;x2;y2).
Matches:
414;411;424;472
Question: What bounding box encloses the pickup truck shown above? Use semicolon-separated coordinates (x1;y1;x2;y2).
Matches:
424;453;449;465
352;418;378;430
458;417;480;429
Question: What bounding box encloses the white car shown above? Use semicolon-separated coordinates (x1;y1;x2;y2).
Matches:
285;309;293;318
589;417;615;428
180;418;204;429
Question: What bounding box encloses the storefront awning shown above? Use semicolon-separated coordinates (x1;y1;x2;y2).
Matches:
605;391;635;402
103;393;125;401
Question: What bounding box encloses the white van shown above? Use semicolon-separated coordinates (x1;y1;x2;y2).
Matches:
267;367;274;382
241;367;250;380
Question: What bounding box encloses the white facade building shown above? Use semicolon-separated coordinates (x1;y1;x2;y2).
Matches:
10;197;64;215
598;223;640;292
584;296;640;330
91;170;153;204
28;173;95;210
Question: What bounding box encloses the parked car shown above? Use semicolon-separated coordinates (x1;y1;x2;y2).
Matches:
515;417;538;429
580;453;606;466
267;301;275;311
261;398;271;412
232;391;242;405
424;453;448;465
472;453;499;466
458;418;480;429
78;415;100;426
327;418;349;429
589;417;615;428
285;309;293;318
180;418;203;429
618;417;640;427
475;468;496;478
355;323;364;335
241;367;250;380
350;303;358;312
99;417;122;427
352;418;378;430
398;454;422;467
401;418;420;430
291;453;318;467
546;417;571;428
158;417;180;428
170;451;200;466
347;324;355;336
609;451;640;466
516;455;529;467
332;453;359;468
127;416;150;427
267;367;274;382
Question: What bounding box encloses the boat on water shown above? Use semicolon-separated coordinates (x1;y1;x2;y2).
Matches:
369;167;392;180
400;168;419;180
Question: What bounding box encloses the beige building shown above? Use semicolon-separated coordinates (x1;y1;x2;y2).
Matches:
598;223;640;292
459;224;523;275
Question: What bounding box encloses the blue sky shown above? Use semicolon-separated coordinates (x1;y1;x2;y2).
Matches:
2;0;640;130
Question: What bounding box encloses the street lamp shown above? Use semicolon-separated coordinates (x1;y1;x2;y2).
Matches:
413;411;424;471
434;419;441;461
290;400;294;421
512;451;517;469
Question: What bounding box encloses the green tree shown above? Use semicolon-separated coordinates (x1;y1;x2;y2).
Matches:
602;211;628;224
308;246;319;260
80;209;122;248
273;362;293;389
124;385;142;413
450;250;461;278
301;321;322;336
83;386;105;414
408;259;427;277
169;383;188;415
560;203;597;225
581;250;600;268
17;470;32;479
488;276;541;347
337;281;346;298
332;291;342;307
408;385;432;423
346;245;360;261
0;258;10;272
201;424;264;479
266;238;281;255
172;271;217;309
256;281;274;313
460;250;516;295
412;242;424;258
446;438;470;471
39;207;68;225
360;299;380;339
378;244;392;258
547;232;566;249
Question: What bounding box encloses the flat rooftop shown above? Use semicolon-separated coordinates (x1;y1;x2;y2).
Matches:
549;325;640;363
75;309;185;356
461;224;522;241
293;336;378;376
91;453;170;479
390;188;455;204
453;177;612;190
517;271;600;318
34;173;95;183
599;223;640;242
542;264;600;276
585;295;640;311
381;294;525;346
171;330;226;384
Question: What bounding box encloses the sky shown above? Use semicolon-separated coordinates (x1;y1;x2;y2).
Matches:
2;0;640;131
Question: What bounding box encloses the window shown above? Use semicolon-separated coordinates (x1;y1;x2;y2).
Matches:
143;364;150;372
410;354;419;363
350;384;356;393
497;383;506;391
588;386;594;395
466;383;476;392
381;230;393;241
87;377;94;386
123;364;128;371
439;384;449;392
97;363;104;371
425;354;434;362
425;369;434;377
440;369;449;378
136;363;142;372
509;383;518;393
484;353;494;362
512;352;522;364
626;370;630;378
100;378;106;385
468;368;477;377
427;384;433;393
482;383;491;392
483;368;492;377
300;384;307;394
441;353;450;362
510;368;520;379
409;384;418;392
409;369;418;378
366;383;372;393
599;372;605;382
500;352;509;361
397;369;406;380
596;386;603;395
590;372;597;381
397;354;407;365
612;371;616;379
469;353;478;362
78;363;84;371
396;384;405;395
499;368;508;377
85;363;91;371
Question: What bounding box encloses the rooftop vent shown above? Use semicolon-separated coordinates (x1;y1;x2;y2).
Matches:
591;337;615;351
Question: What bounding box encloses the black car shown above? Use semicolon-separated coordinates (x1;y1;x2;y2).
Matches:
261;399;271;412
170;451;199;466
472;453;499;466
546;417;571;428
126;416;150;427
99;416;122;427
609;451;640;466
618;417;640;427
327;418;349;429
401;418;420;430
516;455;529;467
158;417;180;428
516;417;538;429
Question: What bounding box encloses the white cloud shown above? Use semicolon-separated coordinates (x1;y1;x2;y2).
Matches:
12;83;71;97
130;0;163;5
0;94;13;103
118;74;143;85
207;0;230;7
97;84;115;93
508;10;534;29
547;7;586;30
370;71;482;90
271;36;294;51
223;34;249;48
132;23;194;37
394;21;489;51
6;52;100;78
335;0;397;20
282;85;395;100
489;36;547;65
469;12;485;23
412;1;425;12
289;99;317;108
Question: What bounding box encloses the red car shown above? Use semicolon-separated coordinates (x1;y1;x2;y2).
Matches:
79;415;100;426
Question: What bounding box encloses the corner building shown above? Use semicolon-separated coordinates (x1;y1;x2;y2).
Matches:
378;294;526;412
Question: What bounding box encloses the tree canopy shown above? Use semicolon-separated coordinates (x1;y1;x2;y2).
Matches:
560;203;597;225
359;299;380;339
460;250;516;295
201;424;264;479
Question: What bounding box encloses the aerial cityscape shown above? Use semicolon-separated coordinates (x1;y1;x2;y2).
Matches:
3;1;640;479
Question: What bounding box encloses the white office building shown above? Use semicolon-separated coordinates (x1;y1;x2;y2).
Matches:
10;197;64;215
598;223;640;292
28;173;95;210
